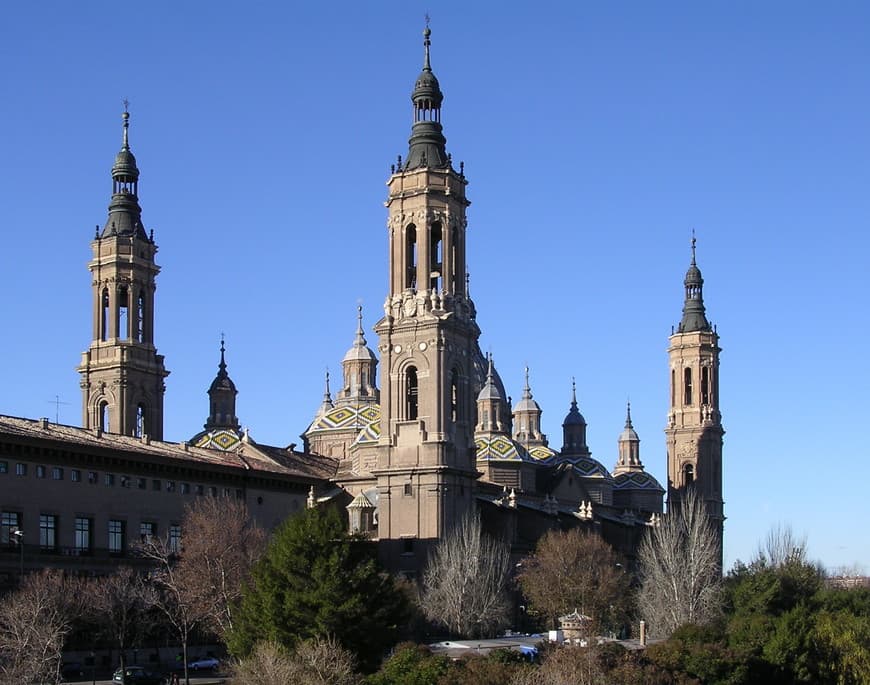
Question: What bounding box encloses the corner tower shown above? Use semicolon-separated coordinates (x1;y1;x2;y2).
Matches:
78;109;169;439
665;237;724;561
374;26;480;572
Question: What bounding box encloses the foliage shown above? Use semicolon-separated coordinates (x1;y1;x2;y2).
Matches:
509;645;606;685
421;510;512;638
366;643;451;685
228;506;409;672
636;489;723;638
0;570;88;685
232;637;361;685
518;527;629;633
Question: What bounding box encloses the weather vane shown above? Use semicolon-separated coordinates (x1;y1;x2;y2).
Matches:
123;98;129;113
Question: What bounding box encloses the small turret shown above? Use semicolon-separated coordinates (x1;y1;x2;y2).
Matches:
336;306;379;406
561;379;591;458
102;106;148;240
614;401;642;473
204;337;240;431
513;366;546;447
678;234;711;333
404;24;449;170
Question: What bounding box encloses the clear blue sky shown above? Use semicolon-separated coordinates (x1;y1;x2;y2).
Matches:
1;2;868;572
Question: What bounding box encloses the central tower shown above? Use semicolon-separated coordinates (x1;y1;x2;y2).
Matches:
374;27;480;573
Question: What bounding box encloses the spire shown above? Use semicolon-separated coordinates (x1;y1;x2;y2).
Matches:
405;23;449;170
204;336;240;431
101;106;148;240
625;400;633;429
513;365;546;446
315;368;334;418
615;400;642;472
678;232;711;333
477;353;506;433
337;305;379;406
561;377;590;458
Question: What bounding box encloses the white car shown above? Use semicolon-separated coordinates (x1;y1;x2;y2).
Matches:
186;656;219;671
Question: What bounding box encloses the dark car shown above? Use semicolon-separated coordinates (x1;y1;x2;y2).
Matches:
61;661;85;680
112;665;166;685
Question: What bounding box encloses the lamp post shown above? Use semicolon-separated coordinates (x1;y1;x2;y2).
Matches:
11;528;23;577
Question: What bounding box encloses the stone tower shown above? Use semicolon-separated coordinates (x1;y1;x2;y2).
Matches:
374;26;480;573
665;237;724;563
78;109;169;439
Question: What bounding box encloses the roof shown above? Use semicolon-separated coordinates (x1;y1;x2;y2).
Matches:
475;435;534;463
613;470;664;492
0;414;336;482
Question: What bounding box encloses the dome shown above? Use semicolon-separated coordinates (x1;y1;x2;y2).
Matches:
475;435;533;463
563;407;586;426
112;148;139;177
570;456;613;481
613;471;664;492
619;425;639;442
528;445;558;464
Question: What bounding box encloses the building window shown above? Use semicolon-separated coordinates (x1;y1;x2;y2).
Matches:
104;473;115;486
402;538;415;555
15;463;26;477
405;366;418;420
168;524;181;554
51;467;63;480
166;481;176;493
137;478;146;490
181;483;190;495
450;369;459;422
136;291;145;343
236;489;243;499
671;369;675;408
195;484;204;496
701;366;710;405
403;482;413;497
120;475;130;488
0;461;7;474
71;469;81;482
108;520;125;555
36;465;46;479
135;404;146;438
223;488;231;498
684;367;693;406
101;288;109;341
88;471;98;484
684;463;695;487
39;514;57;551
75;517;91;554
209;486;217;497
1;512;20;545
405;224;417;289
429;222;443;290
140;521;156;543
118;285;129;340
152;479;161;491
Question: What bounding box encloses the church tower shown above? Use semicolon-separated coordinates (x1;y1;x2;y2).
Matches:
665;237;724;562
78;109;169;439
374;26;480;572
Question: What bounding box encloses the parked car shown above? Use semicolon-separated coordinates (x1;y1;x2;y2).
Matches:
112;665;166;685
61;661;85;680
187;656;220;671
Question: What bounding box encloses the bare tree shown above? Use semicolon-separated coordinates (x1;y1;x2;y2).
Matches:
0;570;87;685
636;489;722;638
176;497;265;639
231;638;360;685
421;511;512;638
510;646;605;685
87;566;156;672
518;528;629;633
753;523;808;568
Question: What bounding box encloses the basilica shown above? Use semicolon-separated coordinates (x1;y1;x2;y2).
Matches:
0;27;724;581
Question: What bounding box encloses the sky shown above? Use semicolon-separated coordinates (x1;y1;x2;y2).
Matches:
1;1;868;573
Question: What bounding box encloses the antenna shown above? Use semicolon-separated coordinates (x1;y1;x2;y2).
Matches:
47;395;71;424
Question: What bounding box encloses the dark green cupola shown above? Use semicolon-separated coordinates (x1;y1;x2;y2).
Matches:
404;26;449;170
102;107;148;240
204;337;240;431
678;236;711;333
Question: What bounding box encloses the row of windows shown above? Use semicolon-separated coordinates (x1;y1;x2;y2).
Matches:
0;463;244;498
1;511;182;554
670;366;713;408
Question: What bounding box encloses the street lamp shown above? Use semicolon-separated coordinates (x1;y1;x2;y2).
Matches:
11;528;23;577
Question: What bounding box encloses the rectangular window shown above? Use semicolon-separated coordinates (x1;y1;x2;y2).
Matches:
1;512;20;545
88;471;98;484
39;514;57;551
140;521;156;542
403;482;413;496
181;483;190;495
152;479;161;491
236;489;243;499
15;463;26;477
51;467;63;480
168;524;181;554
223;487;231;497
402;538;415;555
104;473;115;487
0;461;7;474
120;475;130;488
209;486;217;497
137;478;147;490
71;469;81;482
195;484;204;496
36;465;46;479
108;520;125;554
74;517;91;553
166;481;176;493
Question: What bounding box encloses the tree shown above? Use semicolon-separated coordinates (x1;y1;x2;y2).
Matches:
420;511;512;639
518;528;629;633
0;570;86;684
87;566;156;672
636;489;722;638
174;496;265;640
227;506;408;672
232;637;360;685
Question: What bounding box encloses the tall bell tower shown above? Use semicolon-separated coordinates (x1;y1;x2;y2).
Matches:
374;26;480;573
78;108;169;439
665;237;724;564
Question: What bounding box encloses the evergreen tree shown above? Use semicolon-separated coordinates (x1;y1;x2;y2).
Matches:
227;506;408;672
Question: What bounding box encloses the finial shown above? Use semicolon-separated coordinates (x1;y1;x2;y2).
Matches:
691;229;697;265
523;366;532;399
466;271;470;296
121;100;130;150
625;400;633;428
422;17;432;71
217;334;227;373
325;368;332;400
353;303;367;346
572;377;577;404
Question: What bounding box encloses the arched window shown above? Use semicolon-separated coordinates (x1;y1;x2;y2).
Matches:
99;402;110;432
118;286;129;340
684;367;693;406
429;222;443;291
405;225;417;290
136;291;146;343
135;404;146;438
405;367;418;420
101;288;110;341
450;368;459;422
701;366;710;405
684;463;695;486
671;369;675;408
